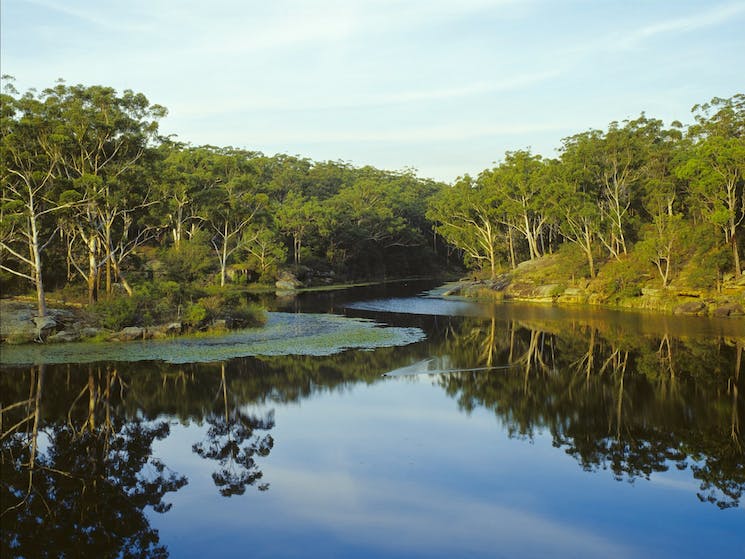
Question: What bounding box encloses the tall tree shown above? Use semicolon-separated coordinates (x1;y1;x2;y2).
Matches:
205;149;268;287
548;156;601;278
678;95;745;276
427;176;504;278
49;83;166;302
480;150;550;262
0;81;69;317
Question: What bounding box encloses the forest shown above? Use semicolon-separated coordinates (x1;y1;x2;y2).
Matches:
1;77;743;327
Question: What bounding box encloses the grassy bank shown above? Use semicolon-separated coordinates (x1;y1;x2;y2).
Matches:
453;249;745;317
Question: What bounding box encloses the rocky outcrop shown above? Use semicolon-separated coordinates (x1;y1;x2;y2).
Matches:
48;330;81;343
711;303;745;318
0;301;78;343
673;301;708;316
276;270;303;292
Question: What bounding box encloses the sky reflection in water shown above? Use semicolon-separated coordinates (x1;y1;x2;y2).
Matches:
152;377;741;559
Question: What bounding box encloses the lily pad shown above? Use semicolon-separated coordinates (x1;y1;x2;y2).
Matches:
0;312;426;366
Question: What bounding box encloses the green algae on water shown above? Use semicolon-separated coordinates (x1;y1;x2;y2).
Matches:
0;312;426;366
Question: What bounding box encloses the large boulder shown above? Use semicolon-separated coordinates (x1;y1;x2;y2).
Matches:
48;330;81;343
117;326;145;341
673;301;708;316
712;303;745;318
276;270;302;292
33;316;57;340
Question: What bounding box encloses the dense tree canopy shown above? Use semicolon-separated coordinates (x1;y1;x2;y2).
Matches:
1;77;743;316
429;96;744;287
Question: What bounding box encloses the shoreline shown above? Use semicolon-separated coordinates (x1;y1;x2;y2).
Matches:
444;278;745;318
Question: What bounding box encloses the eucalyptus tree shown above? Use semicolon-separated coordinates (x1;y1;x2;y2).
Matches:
276;190;320;265
635;122;688;287
547;156;601;278
204;148;269;287
678;95;745;277
560;119;649;261
43;83;166;302
158;143;224;250
427;175;504;278
479;150;550;262
0;80;70;316
324;170;434;276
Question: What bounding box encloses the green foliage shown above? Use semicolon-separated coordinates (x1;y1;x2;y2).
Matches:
182;302;208;327
2;77;743;308
160;233;215;284
593;255;649;302
91;295;142;331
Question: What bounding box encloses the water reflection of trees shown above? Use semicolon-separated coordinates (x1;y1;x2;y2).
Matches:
1;365;187;558
192;363;274;496
0;342;430;556
437;316;745;508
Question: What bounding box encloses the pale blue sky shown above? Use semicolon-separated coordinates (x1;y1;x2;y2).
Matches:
2;0;744;182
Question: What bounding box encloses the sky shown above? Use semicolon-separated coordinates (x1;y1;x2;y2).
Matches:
1;0;744;183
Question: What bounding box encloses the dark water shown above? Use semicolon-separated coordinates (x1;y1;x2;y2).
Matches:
2;281;743;558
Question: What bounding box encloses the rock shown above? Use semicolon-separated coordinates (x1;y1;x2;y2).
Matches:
442;285;463;297
537;284;562;298
673;301;708;316
559;287;587;304
485;275;511;292
33;316;57;340
712;303;745;317
79;327;104;339
275;280;301;291
0;316;36;343
210;318;230;330
48;330;81;343
641;288;663;297
117;326;145;341
146;322;182;339
275;270;302;291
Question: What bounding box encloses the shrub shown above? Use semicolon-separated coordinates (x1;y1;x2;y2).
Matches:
91;295;141;330
182;302;208;328
160;234;215;284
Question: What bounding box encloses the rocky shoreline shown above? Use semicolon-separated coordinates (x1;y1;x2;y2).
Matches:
0;300;188;345
444;276;745;318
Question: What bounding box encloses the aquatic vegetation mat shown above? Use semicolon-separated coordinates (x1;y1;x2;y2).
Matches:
0;312;426;365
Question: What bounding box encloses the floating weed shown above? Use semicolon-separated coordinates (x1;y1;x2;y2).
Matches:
0;313;426;366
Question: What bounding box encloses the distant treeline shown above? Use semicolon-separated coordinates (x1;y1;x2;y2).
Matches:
1;77;743;317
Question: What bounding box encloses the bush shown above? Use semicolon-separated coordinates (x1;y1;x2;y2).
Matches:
182;302;208;327
593;254;649;302
160;234;215;284
91;295;141;330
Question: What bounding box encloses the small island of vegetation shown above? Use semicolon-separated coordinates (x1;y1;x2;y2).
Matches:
1;78;743;344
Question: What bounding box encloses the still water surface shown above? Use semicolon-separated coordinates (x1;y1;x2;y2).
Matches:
2;281;743;558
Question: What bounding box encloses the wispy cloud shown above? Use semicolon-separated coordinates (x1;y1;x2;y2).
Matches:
170;69;562;116
270;466;637;558
187;120;571;147
21;0;151;32
618;1;745;49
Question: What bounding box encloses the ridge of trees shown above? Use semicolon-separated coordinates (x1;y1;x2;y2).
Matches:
429;96;744;290
1;78;444;318
1;76;743;319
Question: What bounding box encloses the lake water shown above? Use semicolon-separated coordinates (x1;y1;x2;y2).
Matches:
1;280;743;558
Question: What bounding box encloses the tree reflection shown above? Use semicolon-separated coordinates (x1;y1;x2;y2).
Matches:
437;315;745;508
192;363;274;496
1;366;187;558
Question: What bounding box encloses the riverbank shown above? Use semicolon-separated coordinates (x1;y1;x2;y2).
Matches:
446;254;745;317
0;277;439;345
